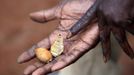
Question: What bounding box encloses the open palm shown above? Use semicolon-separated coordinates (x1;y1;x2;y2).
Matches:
17;0;99;75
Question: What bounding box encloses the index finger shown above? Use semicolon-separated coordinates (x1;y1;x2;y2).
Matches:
17;37;51;63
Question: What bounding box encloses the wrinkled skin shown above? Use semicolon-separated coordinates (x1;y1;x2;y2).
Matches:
70;0;134;62
17;0;99;75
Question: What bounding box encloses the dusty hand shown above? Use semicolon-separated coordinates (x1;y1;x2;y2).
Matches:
17;0;99;75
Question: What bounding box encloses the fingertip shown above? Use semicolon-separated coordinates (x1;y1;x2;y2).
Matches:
17;52;28;64
32;68;44;75
30;11;47;23
24;65;36;75
17;56;22;64
17;51;35;64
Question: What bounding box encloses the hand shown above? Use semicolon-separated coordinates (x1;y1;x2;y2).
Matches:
69;0;134;61
17;0;99;75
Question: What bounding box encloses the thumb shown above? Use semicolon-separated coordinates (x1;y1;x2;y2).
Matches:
30;7;57;23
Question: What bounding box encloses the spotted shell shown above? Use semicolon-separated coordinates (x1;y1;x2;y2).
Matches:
50;34;64;57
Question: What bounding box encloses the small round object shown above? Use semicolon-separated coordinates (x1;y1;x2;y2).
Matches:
35;48;52;63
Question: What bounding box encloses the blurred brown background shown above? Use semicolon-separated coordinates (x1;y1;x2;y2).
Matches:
0;0;59;75
0;0;134;75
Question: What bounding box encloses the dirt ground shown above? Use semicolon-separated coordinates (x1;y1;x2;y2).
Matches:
0;0;134;75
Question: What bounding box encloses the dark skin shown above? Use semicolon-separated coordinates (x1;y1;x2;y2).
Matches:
70;0;134;61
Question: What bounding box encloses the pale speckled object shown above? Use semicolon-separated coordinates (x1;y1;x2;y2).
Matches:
51;34;64;57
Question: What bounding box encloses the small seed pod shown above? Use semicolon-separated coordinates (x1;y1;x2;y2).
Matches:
35;48;52;63
51;34;64;57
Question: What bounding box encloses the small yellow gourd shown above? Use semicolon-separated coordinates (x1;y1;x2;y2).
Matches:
35;48;52;63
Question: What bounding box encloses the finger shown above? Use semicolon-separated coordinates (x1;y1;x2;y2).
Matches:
24;62;44;75
30;7;57;23
17;45;37;63
32;60;57;75
17;37;51;63
112;26;134;59
98;16;111;62
100;26;111;62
